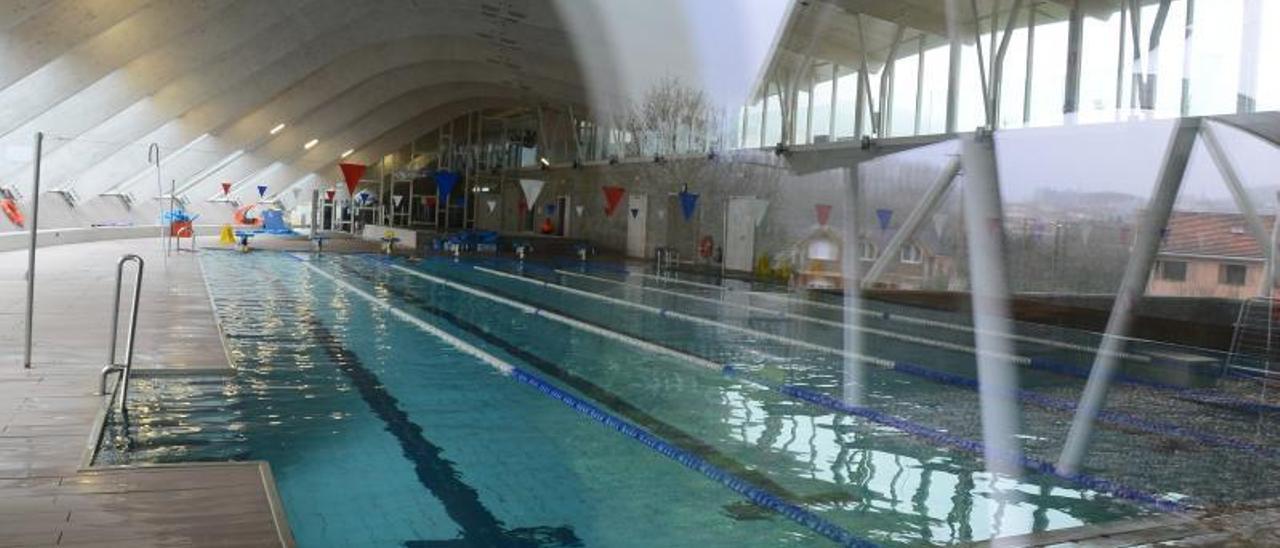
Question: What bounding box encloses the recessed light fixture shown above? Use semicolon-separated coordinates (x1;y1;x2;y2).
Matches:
303;139;319;150
539;157;550;167
269;123;286;135
341;149;354;158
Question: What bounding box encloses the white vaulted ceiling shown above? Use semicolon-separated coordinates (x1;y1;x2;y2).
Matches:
0;0;606;231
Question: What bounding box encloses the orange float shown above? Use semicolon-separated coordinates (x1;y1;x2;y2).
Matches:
233;203;262;226
1;198;23;227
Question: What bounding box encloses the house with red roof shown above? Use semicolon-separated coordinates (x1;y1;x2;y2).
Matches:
1147;211;1276;299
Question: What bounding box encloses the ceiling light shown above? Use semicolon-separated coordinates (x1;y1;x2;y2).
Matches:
269;123;286;135
303;139;319;150
341;149;354;158
539;157;550;167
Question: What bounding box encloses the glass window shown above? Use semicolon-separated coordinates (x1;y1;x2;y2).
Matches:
812;73;833;142
890;53;920;136
860;241;877;260
1220;263;1247;286
764;93;782;146
919;44;950;134
834;70;859;138
1159;260;1187;281
795;89;810;145
901;243;923;264
744;101;762;148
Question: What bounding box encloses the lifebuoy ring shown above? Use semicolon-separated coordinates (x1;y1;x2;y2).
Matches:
1;199;23;227
698;235;714;258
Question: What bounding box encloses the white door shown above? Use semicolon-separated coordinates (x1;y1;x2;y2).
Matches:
626;194;648;258
724;196;764;272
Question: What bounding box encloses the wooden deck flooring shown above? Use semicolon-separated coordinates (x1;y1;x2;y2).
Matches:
0;238;291;547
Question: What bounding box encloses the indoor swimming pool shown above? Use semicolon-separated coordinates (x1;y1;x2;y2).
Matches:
93;250;1280;547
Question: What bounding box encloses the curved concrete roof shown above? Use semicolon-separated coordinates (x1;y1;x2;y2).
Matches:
0;0;604;231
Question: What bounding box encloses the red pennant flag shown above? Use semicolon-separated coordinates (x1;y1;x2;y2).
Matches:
815;204;832;226
324;189;335;201
221;182;231;195
426;196;438;208
602;186;625;216
338;163;366;196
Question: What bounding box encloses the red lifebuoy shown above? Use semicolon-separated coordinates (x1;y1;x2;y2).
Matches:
1;199;24;227
698;235;714;258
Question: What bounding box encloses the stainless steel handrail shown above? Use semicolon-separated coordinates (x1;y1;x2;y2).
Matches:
99;255;144;415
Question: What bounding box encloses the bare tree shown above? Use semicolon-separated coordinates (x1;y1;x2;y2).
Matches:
612;76;722;159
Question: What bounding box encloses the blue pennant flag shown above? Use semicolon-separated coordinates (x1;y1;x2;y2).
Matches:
545;203;556;215
678;191;699;220
435;170;459;199
256;185;268;198
876;208;893;230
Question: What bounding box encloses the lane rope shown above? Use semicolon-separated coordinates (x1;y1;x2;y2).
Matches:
295;255;874;547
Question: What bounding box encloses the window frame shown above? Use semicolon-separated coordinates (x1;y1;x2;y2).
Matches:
1219;263;1247;286
1159;260;1188;282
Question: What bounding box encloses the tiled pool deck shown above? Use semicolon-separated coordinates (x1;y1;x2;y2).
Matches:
0;238;291;547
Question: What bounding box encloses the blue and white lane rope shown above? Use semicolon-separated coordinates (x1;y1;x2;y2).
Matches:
295;256;875;548
385;261;1191;512
621;268;1151;362
557;267;1140;364
589;265;1280;415
476;264;1274;460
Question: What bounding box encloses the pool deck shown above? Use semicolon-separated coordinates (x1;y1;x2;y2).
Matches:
0;238;292;547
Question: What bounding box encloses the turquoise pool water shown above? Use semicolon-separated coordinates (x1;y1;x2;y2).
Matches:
95;251;1276;546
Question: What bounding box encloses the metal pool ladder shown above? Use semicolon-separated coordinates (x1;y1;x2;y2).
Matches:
100;254;144;414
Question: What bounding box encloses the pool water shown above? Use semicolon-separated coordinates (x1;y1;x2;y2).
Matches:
94;250;1274;546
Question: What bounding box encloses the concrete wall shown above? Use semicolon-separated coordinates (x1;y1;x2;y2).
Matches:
0;224;221;252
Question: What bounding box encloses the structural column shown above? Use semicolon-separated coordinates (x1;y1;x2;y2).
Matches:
1057;117;1200;473
959;129;1024;477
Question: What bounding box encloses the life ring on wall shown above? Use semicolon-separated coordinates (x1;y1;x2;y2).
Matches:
698;235;714;258
1;199;24;227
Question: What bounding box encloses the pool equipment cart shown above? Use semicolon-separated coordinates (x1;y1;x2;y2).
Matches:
100;255;144;417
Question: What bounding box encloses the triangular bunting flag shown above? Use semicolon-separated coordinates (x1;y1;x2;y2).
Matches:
324;189;335;201
486;199;497;213
630;208;639;219
256;184;268;198
221;182;231;195
876;208;893;230
338;163;366;195
392;195;403;208
575;205;584;217
815;203;832;226
678;191;699;220
519;179;545;208
436;170;459;199
545;203;556;215
602;186;625;216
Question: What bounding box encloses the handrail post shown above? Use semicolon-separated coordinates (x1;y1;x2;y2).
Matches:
99;255;144;416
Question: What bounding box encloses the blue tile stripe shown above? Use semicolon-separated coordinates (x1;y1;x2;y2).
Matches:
509;367;878;548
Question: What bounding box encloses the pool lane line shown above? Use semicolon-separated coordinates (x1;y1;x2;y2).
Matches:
383;260;1192;513
297;257;874;548
538;263;1280;418
625;270;1153;363
559;267;1136;365
294;312;582;546
473;264;1279;465
587;264;1280;415
338;259;829;501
